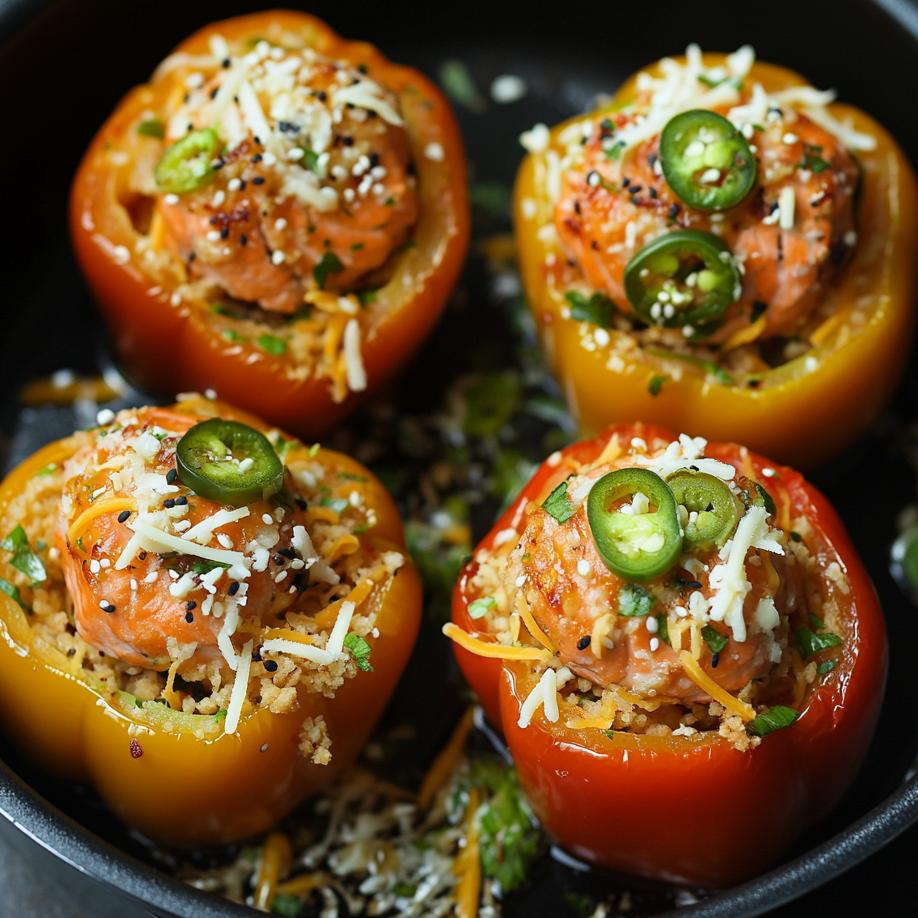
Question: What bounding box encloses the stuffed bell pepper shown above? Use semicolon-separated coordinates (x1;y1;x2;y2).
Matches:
515;45;917;467
71;11;469;436
0;394;420;845
446;423;886;886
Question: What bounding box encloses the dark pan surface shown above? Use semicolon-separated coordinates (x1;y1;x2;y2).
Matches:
1;1;917;916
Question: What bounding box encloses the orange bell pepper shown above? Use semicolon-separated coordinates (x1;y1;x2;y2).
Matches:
0;397;421;845
70;11;469;438
514;54;917;468
450;423;886;886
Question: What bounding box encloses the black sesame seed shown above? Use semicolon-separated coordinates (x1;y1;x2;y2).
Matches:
342;135;354;147
278;547;295;559
621;176;631;188
228;581;240;596
711;652;721;668
252;176;265;185
577;635;591;650
240;233;248;246
273;553;286;566
295;498;308;511
357;63;368;74
186;601;197;610
220;227;230;240
264;659;278;672
139;552;147;561
316;90;327;102
174;496;188;506
648;186;658;199
117;510;131;523
185;611;194;623
221;57;231;69
251;153;263;163
163;498;176;509
101;602;116;614
668;203;681;219
166;469;178;484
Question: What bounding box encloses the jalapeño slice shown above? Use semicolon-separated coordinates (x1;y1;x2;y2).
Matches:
155;128;220;194
660;110;757;211
587;468;682;581
668;470;742;550
176;419;284;507
624;229;741;328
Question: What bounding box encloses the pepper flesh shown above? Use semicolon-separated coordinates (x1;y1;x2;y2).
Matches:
70;11;470;438
451;423;886;885
515;54;918;467
0;398;422;846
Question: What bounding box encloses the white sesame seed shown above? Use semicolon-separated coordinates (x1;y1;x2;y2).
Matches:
271;250;286;265
782;132;799;144
577;559;592;576
424;142;445;162
112;245;130;265
287;146;305;161
646;616;659;633
96;408;115;425
228;178;242;192
164;193;180;205
262;514;274;525
649;637;660;652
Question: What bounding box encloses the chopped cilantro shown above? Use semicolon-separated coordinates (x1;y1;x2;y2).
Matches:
300;148;320;171
702;624;729;655
271;893;304;916
222;328;248;343
461;372;522;437
1;526;46;585
795;626;842;660
818;659;839;675
313;250;343;289
747;705;799;737
343;632;373;672
618;583;654;617
648;374;666;397
438;59;485;112
137;118;165;139
564;290;616;328
257;334;287;356
656;613;670;644
542;481;576;524
463;760;540;892
35;463;58;477
468;596;496;619
0;577;23;607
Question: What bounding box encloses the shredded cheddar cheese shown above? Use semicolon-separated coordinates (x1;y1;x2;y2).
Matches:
679;651;755;721
515;592;557;653
441;623;549;662
454;788;481;918
723;315;767;351
417;707;475;810
67;498;136;544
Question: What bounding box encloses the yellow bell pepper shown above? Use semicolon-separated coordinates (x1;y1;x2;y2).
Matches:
0;398;421;846
514;53;917;468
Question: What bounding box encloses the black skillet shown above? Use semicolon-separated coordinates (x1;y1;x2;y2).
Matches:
0;1;916;915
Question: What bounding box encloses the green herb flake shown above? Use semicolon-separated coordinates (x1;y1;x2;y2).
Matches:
542;481;576;524
466;760;540;892
656;613;670;644
817;659;838;675
564;290;617;328
313;250;343;289
618;583;654;617
35;463;58;477
648;374;666;397
604;141;625;160
343;632;373;672
702;624;728;655
271;893;305;916
0;577;23;607
222;328;248;343
1;526;46;586
301;148;320;171
437;59;485;112
795;627;843;660
468;596;497;620
790;530;803;542
257;333;287;356
747;705;799;737
137;118;165;139
470;181;512;222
